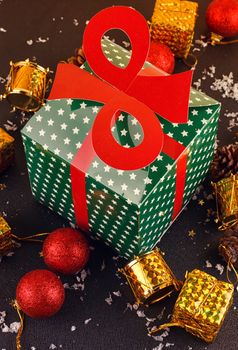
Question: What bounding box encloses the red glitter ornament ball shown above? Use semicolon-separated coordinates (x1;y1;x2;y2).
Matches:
43;228;90;275
147;40;175;74
206;0;238;37
16;270;65;318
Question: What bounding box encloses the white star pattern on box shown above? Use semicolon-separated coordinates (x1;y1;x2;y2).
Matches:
70;113;76;120
64;138;70;145
48;119;54;126
26;126;32;133
121;184;128;191
83;116;90;124
39;129;45;136
58;108;64;115
104;165;110;173
50;133;57;141
36;115;43;122
73;127;79;134
121;129;128;136
44;105;51;111
129;173;136;180
61;123;67;130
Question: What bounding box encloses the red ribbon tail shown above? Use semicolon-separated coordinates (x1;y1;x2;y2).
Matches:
162;134;188;220
172;152;188;220
70;131;96;231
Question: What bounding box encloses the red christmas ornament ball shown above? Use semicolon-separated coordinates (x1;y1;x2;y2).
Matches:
147;40;175;74
16;270;65;318
206;0;238;37
43;228;90;275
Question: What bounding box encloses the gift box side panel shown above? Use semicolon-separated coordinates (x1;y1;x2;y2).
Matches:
138;105;220;252
21;134;140;259
86;177;140;259
182;107;220;205
21;134;76;224
138;165;177;254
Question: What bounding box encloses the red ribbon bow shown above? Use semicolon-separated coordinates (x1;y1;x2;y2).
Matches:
49;6;192;231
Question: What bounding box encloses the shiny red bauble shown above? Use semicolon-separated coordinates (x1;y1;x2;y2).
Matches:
206;0;238;37
16;270;65;318
147;40;175;74
43;228;90;275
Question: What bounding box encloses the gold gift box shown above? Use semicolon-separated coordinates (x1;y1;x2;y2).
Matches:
212;175;238;229
153;269;234;342
150;0;198;58
0;216;13;256
0;128;14;173
120;248;181;305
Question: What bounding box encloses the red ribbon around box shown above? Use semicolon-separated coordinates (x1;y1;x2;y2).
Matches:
48;6;192;231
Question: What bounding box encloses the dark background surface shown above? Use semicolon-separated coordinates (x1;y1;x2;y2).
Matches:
0;1;238;349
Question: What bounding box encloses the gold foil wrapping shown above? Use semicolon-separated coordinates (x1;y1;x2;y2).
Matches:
152;269;234;342
0;128;14;173
120;248;181;305
212;175;238;229
1;60;49;112
150;0;198;58
0;216;13;256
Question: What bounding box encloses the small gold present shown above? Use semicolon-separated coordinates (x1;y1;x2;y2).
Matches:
150;0;198;58
0;216;13;256
120;248;181;305
0;128;15;173
212;175;238;230
151;269;234;342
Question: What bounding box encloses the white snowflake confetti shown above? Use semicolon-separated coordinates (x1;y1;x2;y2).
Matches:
205;260;212;268
105;293;113;305
211;72;238;101
100;260;106;271
84;318;92;325
136;310;146;318
36;37;49;43
152;345;164;350
3;120;18;131
49;345;57;349
215;263;224;275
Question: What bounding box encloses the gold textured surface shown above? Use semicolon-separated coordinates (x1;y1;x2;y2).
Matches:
121;248;181;305
0;128;15;173
212;175;238;229
150;0;198;58
154;269;234;342
3;60;48;112
0;216;13;256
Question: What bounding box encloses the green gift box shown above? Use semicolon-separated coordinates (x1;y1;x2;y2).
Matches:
21;39;220;259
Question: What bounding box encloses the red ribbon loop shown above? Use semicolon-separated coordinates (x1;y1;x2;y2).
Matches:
48;6;193;232
83;6;150;91
83;6;193;123
92;93;164;170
